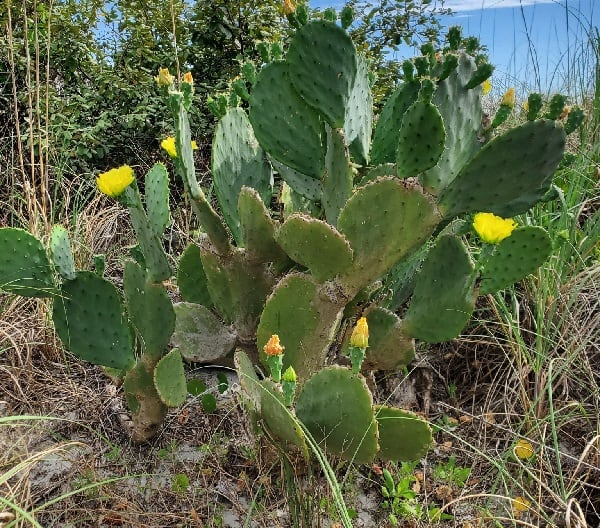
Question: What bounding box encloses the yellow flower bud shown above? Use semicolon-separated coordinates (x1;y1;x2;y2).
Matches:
512;496;531;514
283;0;296;15
482;79;492;95
182;71;194;85
523;100;529;112
155;67;174;87
191;140;198;150
514;439;535;460
350;317;369;349
264;334;285;356
96;166;135;198
473;212;517;244
559;105;571;120
501;87;515;108
282;366;297;383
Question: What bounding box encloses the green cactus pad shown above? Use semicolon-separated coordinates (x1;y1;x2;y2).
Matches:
49;225;76;281
201;246;275;337
238;186;289;267
402;236;476;343
287;20;357;128
212;108;273;244
396;99;446;178
123;261;175;359
323;126;353;226
52;271;134;370
280;182;322;220
423;53;482;194
249;62;324;179
295;366;378;464
338;178;440;291
359;307;415;370
123;185;171;282
271;159;323;202
171;302;237;362
344;54;372;165
177;243;212;307
370;81;420;165
360;163;396;185
257;273;344;380
234;350;262;414
0;228;55;297
145;163;170;237
276;213;353;282
438;120;566;218
154;349;187;407
260;379;308;458
123;360;168;442
380;244;429;311
480;226;552;294
374;406;432;461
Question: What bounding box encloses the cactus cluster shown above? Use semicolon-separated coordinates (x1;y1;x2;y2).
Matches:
0;9;583;461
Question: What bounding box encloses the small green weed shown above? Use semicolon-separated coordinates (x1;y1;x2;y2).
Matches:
172;473;190;494
433;456;471;488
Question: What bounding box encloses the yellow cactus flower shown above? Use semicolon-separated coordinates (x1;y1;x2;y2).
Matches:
264;334;285;356
155;67;174;87
161;137;199;158
96;165;135;198
512;496;531;514
182;71;194;85
283;0;296;15
514;439;535;460
482;79;492;95
523;100;529;112
473;212;517;244
501;87;516;108
350;317;369;349
559;105;571;120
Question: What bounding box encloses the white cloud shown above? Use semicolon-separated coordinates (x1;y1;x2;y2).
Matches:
443;0;557;11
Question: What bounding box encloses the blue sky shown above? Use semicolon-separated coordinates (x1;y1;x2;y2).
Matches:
311;0;599;96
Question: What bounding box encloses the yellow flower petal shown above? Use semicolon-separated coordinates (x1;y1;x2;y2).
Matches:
264;335;285;356
473;212;517;244
161;136;178;158
514;439;535;460
191;140;198;150
96;165;135;198
283;0;296;15
350;317;369;349
155;67;174;87
182;71;193;85
482;79;492;95
512;496;531;514
501;87;516;108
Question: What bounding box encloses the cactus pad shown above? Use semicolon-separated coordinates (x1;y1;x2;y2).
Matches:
49;225;76;281
171;302;237;362
234;350;262;414
396;99;446;178
177;243;212;307
145;163;170;237
338;178;440;291
0;228;55;297
260;379;308;458
423;53;482;194
358;307;415;370
403;236;476;343
123;261;175;359
479;226;552;294
370;81;420;165
238;186;289;266
154;349;187;407
212;108;273;244
276;214;353;283
295;366;378;464
271;158;323;202
249;62;324;179
375;405;432;461
52;271;134;370
287;20;357;128
344;53;372;165
323;126;353;226
438;120;566;218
